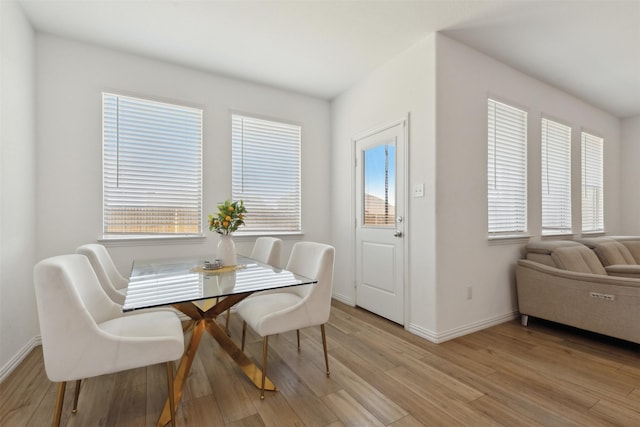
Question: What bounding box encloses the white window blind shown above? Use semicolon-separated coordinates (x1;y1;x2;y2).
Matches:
581;131;604;232
488;99;528;235
102;93;203;236
541;118;572;235
232;114;301;233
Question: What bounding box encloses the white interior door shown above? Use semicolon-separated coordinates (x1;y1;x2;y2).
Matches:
354;119;406;325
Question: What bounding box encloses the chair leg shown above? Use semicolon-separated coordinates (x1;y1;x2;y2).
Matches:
241;321;247;352
166;361;176;427
296;330;301;351
321;324;330;376
72;379;81;413
53;382;66;427
261;336;269;400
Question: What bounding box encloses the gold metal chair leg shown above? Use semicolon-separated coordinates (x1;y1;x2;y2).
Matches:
53;382;66;427
225;307;231;335
261;336;269;400
241;321;247;352
72;379;81;413
166;361;176;427
321;324;330;376
296;330;301;351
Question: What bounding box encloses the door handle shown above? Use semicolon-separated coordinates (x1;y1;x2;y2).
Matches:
393;230;403;237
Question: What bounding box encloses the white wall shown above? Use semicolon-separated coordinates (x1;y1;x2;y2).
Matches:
621;116;640;234
331;36;438;334
434;34;622;337
0;0;40;379
331;32;624;343
35;35;331;273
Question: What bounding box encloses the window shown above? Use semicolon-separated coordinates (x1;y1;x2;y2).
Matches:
232;114;301;233
102;93;203;237
541;118;572;235
487;99;528;236
363;143;395;226
581;131;604;232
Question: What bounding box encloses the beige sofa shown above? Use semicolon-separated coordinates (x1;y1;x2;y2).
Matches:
516;240;640;344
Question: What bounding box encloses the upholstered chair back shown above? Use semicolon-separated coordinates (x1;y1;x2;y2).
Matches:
285;242;335;325
250;237;282;266
34;254;122;381
76;244;128;304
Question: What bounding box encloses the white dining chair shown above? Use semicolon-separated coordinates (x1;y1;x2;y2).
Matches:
236;241;335;398
250;237;282;267
76;243;191;323
76;243;127;305
34;254;184;427
223;237;283;332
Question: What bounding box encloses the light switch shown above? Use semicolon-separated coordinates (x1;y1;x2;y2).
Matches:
413;183;424;197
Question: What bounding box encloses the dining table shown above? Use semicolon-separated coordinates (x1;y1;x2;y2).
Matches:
123;254;317;427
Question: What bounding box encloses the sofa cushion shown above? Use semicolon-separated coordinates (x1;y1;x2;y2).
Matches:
574;236;614;249
593;241;636;266
525;241;583;268
614;237;640;263
550;245;607;275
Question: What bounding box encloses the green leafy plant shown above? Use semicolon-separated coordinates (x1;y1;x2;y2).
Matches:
208;199;247;235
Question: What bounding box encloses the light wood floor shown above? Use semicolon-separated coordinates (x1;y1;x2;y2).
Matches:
1;300;639;426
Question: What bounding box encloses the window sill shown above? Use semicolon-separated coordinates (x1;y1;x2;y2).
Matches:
99;234;206;247
541;233;575;240
581;231;607;237
488;234;532;245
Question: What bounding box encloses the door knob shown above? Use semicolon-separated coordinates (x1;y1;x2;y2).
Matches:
393;230;403;237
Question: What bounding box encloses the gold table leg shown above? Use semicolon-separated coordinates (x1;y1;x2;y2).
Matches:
156;294;277;426
157;319;205;427
205;319;276;391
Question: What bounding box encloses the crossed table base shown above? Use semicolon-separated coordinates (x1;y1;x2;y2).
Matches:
156;293;275;427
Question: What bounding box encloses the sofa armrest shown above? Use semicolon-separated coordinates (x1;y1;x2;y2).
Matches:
605;264;640;279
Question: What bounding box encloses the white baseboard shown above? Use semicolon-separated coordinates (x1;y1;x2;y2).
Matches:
331;293;355;306
408;311;518;344
0;335;41;383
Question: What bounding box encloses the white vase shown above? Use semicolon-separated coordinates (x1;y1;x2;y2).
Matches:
217;234;237;266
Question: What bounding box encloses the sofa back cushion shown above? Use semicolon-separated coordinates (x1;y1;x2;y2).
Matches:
525;241;583;267
618;239;640;263
550;245;607;275
593;241;636;266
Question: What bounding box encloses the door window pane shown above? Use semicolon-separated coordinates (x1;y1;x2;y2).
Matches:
363;144;395;226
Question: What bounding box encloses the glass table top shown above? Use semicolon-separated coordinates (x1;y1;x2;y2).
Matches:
123;255;316;312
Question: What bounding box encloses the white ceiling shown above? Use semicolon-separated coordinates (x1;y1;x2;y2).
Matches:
17;0;640;118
